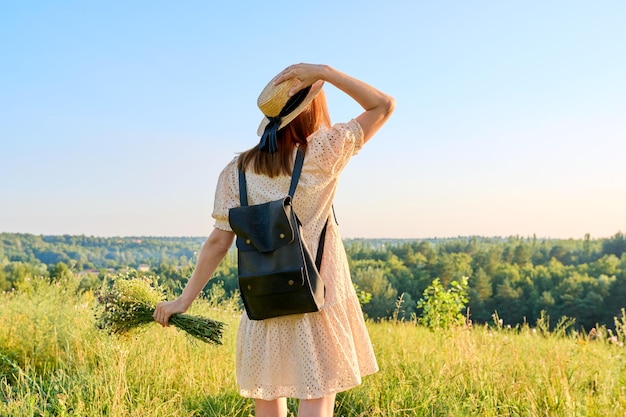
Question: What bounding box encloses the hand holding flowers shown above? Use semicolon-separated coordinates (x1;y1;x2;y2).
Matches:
95;274;224;345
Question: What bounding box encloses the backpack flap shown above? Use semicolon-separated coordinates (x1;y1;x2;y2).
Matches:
229;196;295;253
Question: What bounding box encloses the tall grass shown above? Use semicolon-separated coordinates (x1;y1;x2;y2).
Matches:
1;277;625;416
338;321;626;416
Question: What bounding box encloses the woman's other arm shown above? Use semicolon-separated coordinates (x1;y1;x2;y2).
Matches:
274;63;395;144
153;228;235;326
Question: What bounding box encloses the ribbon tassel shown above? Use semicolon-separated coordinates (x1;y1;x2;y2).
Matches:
259;117;281;153
258;86;312;153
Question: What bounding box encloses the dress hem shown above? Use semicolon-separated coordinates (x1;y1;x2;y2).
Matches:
237;366;379;401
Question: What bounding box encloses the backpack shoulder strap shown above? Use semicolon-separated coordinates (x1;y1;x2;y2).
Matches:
237;165;249;207
288;149;305;198
238;149;305;206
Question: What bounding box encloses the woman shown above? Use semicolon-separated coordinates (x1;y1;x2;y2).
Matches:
154;63;394;417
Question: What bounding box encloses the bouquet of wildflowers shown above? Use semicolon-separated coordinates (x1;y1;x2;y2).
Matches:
94;275;224;345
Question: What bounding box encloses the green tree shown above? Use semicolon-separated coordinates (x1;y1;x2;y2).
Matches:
49;262;71;281
538;290;556;310
352;266;397;319
512;243;532;267
492;275;526;324
0;268;9;292
468;267;493;322
434;252;472;287
417;277;469;330
384;254;419;318
602;232;626;257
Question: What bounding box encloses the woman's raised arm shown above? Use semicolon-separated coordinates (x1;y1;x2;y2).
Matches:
273;63;395;143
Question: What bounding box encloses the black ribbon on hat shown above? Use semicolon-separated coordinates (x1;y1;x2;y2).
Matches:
259;86;312;153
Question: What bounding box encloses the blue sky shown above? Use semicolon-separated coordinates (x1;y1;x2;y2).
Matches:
1;1;625;239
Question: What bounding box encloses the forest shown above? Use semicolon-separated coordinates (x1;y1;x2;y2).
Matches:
1;231;625;330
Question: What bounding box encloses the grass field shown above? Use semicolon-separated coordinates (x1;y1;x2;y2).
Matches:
1;277;625;416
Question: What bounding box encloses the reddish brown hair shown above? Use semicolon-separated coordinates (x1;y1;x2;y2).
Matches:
238;90;331;178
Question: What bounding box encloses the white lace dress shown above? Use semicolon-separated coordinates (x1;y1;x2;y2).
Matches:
212;119;378;400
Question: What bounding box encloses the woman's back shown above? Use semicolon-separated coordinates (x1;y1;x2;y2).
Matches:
212;119;363;256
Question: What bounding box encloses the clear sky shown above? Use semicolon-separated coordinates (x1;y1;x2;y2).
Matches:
1;1;624;239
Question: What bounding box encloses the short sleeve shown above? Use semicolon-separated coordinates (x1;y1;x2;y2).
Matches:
211;158;240;231
306;119;364;175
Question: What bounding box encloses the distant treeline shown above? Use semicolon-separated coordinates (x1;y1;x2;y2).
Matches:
1;232;625;329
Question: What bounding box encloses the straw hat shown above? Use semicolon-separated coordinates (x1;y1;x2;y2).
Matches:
256;78;324;137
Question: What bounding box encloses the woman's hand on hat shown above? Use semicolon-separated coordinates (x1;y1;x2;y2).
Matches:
274;63;327;97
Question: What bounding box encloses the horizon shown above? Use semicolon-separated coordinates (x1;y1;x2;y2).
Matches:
2;230;623;242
